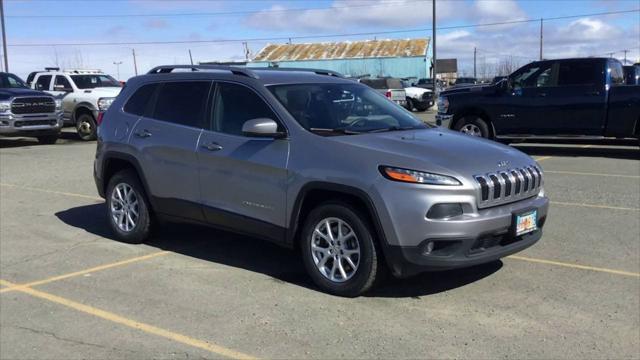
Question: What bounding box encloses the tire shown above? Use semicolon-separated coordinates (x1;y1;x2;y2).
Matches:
105;169;152;244
37;135;58;144
76;113;97;141
454;115;490;138
406;98;415;111
300;202;379;297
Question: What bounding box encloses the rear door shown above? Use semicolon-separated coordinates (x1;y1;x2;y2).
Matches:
197;81;289;242
129;80;212;221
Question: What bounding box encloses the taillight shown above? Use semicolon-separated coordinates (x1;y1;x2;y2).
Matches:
96;112;105;126
385;90;392;98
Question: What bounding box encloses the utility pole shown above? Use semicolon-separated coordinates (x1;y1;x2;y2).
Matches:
607;52;614;58
432;0;437;94
1;0;8;72
113;61;122;80
539;18;543;61
473;47;477;79
188;49;193;65
132;48;138;76
622;49;629;64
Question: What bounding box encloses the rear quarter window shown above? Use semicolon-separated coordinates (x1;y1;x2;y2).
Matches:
124;83;158;116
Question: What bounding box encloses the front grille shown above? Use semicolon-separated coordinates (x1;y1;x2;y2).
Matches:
474;165;543;208
11;97;56;114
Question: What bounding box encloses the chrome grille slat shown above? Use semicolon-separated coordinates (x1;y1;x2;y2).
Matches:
474;165;543;209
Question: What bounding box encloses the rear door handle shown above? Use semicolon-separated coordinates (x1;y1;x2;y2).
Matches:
134;129;152;138
201;142;223;151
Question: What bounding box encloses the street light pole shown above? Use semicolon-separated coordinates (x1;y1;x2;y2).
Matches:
432;0;437;94
0;0;9;72
113;61;122;80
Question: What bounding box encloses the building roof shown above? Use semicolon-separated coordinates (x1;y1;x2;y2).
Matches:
253;38;429;62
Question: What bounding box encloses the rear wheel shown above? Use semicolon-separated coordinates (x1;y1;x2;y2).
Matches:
406;98;415;111
454;116;490;138
36;135;58;144
76;113;97;141
106;169;152;244
301;202;379;297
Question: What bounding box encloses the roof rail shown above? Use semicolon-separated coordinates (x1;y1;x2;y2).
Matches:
146;65;259;79
250;67;345;78
45;67;60;72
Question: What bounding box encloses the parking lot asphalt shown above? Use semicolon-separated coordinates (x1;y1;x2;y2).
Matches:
1;129;639;359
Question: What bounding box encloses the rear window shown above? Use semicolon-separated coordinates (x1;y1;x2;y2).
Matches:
124;83;158;116
558;60;599;86
151;81;210;128
386;79;403;89
609;61;625;86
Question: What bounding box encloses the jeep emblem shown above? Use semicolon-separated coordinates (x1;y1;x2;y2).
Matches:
497;160;510;168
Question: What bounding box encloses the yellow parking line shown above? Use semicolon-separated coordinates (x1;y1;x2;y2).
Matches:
0;251;170;294
544;170;640;179
508;255;640;278
534;156;552;162
550;200;640;211
0;280;257;360
0;183;102;201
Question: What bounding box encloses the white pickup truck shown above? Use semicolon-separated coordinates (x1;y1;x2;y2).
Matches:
28;69;122;140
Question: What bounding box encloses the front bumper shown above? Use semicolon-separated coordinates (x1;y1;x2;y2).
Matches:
379;194;549;277
0;112;64;137
435;113;454;128
413;98;435;110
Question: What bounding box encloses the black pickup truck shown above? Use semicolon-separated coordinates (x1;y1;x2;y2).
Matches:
436;58;639;141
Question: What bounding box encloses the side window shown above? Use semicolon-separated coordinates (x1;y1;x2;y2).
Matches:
608;61;625;86
124;83;158;116
26;72;36;85
212;82;279;136
558;61;598;86
151;81;210;128
35;75;52;91
54;76;72;91
535;68;553;87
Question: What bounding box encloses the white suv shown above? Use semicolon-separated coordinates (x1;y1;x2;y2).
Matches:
29;69;122;140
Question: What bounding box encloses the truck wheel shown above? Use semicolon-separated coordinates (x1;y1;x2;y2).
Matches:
455;116;490;138
76;113;97;141
37;135;58;145
300;202;379;297
106;169;152;244
406;98;415;111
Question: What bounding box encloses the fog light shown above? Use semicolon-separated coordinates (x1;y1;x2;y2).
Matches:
423;241;435;255
0;120;8;126
426;203;463;219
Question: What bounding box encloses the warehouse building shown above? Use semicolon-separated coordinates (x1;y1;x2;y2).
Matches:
248;38;430;79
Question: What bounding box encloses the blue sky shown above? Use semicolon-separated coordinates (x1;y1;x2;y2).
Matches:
2;0;639;80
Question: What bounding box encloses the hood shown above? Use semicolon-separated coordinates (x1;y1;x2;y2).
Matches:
330;128;535;180
80;87;122;96
0;87;52;100
405;86;432;93
441;83;496;96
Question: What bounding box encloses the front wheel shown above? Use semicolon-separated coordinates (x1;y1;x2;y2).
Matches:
405;98;415;112
454;116;490;138
76;113;97;141
301;202;379;297
37;135;58;144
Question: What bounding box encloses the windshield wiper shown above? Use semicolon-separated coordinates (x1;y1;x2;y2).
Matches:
363;126;423;133
309;127;361;135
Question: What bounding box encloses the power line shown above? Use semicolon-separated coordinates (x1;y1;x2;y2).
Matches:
6;8;639;47
5;1;428;19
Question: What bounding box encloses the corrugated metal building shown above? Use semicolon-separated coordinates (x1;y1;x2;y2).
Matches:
248;38;430;79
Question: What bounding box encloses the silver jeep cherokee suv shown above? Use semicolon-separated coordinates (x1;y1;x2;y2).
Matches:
94;65;549;297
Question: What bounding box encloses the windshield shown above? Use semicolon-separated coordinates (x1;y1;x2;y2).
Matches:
268;83;429;135
70;74;120;89
0;73;28;89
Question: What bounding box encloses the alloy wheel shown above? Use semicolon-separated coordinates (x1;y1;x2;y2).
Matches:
110;183;139;232
460;123;482;137
310;217;361;283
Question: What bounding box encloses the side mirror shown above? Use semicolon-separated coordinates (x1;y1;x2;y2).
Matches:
241;118;286;139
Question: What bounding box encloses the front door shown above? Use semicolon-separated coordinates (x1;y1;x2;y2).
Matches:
129;80;212;221
197;82;289;242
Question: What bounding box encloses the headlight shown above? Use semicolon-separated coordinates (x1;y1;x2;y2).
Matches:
55;99;62;111
98;97;115;111
0;100;11;113
380;166;461;186
437;96;449;113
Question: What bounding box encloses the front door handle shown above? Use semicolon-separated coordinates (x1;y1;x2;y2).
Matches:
201;142;223;151
134;129;152;138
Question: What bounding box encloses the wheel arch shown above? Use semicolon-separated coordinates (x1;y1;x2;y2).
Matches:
72;102;97;123
287;182;389;253
100;152;154;209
